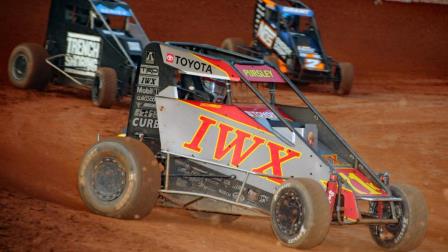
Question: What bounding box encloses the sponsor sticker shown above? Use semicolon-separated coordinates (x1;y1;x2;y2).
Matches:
136;86;159;95
142;103;156;109
273;38;292;59
135;102;157;109
144;50;155;64
257;21;276;49
160;44;241;81
95;3;132;17
133;108;158;118
278;6;314;17
166;53;174;63
136;95;156;103
64;32;101;77
183;115;301;184
297;46;315;54
136;95;156;102
127;41;141;52
244;110;277;119
138;76;159;87
165;54;213;74
133;50;160;130
140;65;159;76
131;117;158;129
243;69;273;78
235;64;284;83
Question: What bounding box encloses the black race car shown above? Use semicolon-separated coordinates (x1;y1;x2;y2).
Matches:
8;0;150;108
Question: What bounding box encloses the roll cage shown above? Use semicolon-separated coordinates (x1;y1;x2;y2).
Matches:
89;0;149;67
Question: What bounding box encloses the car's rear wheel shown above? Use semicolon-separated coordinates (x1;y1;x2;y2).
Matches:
221;37;248;54
333;62;353;95
78;137;161;219
8;43;50;90
271;178;330;249
92;67;118;108
369;184;428;251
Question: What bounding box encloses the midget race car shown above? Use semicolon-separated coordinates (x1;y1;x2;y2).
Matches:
222;0;354;95
8;0;149;108
78;42;427;250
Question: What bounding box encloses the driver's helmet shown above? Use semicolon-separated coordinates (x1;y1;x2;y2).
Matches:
201;78;227;103
280;14;297;32
300;17;313;33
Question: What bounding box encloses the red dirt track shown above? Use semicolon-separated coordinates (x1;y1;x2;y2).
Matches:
1;0;447;251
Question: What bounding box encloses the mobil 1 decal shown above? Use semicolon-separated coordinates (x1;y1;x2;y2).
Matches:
64;32;101;77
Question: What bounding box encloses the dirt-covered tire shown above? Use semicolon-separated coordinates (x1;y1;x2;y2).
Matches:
78;137;161;219
189;210;240;224
221;37;247;54
271;178;330;249
8;43;50;90
92;67;118;108
333;62;353;95
369;184;428;251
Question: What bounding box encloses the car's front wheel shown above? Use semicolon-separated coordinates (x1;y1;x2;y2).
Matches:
78;137;161;219
271;178;330;249
369;184;428;251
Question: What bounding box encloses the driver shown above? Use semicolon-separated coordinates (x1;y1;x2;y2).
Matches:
279;14;298;48
280;14;298;32
201;77;227;103
178;75;227;103
300;17;313;33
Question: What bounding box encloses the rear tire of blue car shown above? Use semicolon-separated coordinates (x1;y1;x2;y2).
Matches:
8;43;50;90
369;184;428;251
78;137;161;219
333;62;353;95
271;178;330;249
92;67;118;108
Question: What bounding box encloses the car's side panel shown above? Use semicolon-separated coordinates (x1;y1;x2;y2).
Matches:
156;96;331;195
337;168;388;196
